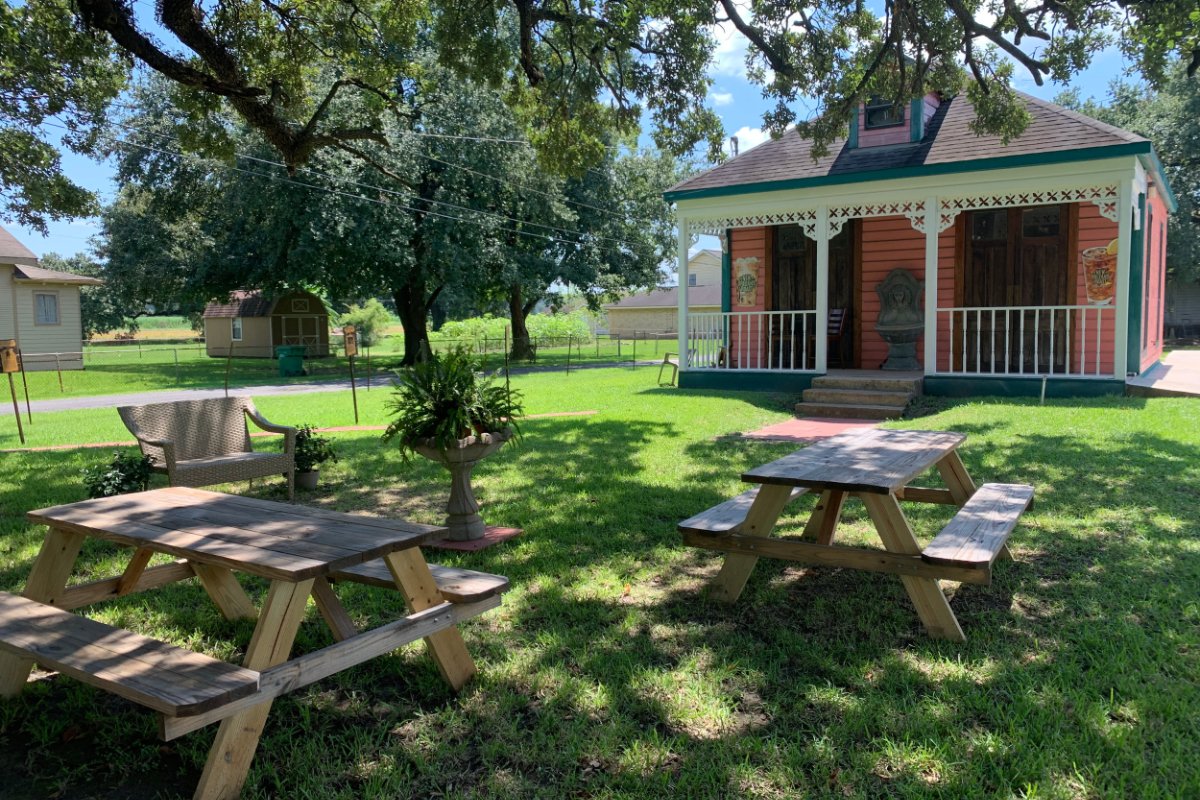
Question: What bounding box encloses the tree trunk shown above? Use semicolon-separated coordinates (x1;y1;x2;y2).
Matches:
393;287;430;366
507;285;537;361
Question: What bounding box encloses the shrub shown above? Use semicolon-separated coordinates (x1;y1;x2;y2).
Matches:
294;425;338;472
337;299;395;348
82;451;155;498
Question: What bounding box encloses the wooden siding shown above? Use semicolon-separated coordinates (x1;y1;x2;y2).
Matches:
1074;203;1119;375
0;265;15;340
13;283;83;360
687;251;722;287
728;227;769;368
1140;191;1169;371
205;316;273;358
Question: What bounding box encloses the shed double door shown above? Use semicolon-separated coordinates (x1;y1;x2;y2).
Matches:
960;205;1074;373
276;315;323;355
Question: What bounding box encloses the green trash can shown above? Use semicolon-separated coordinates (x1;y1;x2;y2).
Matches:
275;345;307;377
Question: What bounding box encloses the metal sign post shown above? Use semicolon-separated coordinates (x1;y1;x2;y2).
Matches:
1;340;25;444
343;325;359;425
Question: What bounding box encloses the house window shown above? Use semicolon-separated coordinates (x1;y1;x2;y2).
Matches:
231;317;243;341
34;293;59;325
688;274;698;287
864;97;905;129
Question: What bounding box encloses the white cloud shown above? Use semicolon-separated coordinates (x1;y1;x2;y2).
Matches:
711;91;734;106
708;1;752;78
723;126;771;156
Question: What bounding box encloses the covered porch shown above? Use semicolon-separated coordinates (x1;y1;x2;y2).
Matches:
673;159;1167;396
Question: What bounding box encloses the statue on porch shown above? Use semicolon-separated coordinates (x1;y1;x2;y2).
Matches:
875;268;924;370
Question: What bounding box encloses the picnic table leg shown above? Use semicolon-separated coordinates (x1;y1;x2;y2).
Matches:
801;490;846;546
383;549;477;690
0;528;85;696
937;451;1013;561
193;577;315;800
859;493;965;642
191;563;258;621
710;484;795;604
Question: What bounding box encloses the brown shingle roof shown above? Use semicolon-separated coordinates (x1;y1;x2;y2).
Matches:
11;264;104;285
667;92;1147;198
0;225;39;266
606;284;723;310
203;291;274;318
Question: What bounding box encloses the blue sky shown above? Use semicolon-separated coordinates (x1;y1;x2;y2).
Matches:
11;19;1133;260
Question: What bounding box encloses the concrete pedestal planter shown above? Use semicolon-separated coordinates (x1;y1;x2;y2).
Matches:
413;428;514;541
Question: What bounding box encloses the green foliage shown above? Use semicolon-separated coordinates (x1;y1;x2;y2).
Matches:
383;346;523;459
293;425;338;473
81;450;153;498
336;299;394;348
39;252;139;338
527;311;592;341
434;315;512;343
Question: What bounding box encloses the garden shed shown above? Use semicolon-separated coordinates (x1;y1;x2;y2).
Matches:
203;289;330;358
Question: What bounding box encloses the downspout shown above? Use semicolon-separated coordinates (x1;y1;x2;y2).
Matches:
1126;193;1146;376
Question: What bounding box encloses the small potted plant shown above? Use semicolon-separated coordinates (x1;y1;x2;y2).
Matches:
383;346;523;540
294;425;337;490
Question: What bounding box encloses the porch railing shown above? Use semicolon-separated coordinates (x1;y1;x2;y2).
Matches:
686;310;819;371
936;305;1117;378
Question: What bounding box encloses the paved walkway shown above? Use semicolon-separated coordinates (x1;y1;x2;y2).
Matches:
741;417;878;443
1126;350;1200;398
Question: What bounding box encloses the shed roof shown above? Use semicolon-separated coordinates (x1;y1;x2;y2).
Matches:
0;225;39;267
606;284;723;310
667;93;1147;200
12;264;103;285
203;291;274;318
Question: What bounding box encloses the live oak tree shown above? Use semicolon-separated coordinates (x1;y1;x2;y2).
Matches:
4;0;1198;229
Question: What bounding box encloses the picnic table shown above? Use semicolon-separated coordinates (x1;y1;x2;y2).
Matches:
680;428;1033;641
0;487;509;800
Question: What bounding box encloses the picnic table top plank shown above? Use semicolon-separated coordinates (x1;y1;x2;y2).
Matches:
742;429;966;494
28;488;446;581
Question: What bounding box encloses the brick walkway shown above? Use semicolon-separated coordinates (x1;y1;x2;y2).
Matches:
741;416;878;443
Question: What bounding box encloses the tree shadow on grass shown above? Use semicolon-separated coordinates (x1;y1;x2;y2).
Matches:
2;415;1199;797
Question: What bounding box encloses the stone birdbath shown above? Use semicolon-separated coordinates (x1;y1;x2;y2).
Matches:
413;428;514;540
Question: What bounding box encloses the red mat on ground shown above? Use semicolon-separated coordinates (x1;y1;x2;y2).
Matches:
742;417;878;443
426;526;524;552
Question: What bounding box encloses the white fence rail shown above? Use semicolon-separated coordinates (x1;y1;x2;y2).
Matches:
936;305;1116;378
686;310;819;371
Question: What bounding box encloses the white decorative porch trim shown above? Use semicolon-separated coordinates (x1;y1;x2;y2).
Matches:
935;185;1120;232
685;209;816;237
829;200;928;236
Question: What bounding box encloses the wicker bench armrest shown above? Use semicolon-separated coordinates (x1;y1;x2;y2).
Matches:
245;409;297;453
137;438;177;469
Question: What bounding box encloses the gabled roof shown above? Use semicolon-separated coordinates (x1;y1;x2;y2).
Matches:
0;225;39;267
666;93;1149;201
12;264;104;285
606;284;723;310
203;291;274;318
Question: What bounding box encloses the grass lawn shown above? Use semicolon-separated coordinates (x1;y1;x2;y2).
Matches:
0;368;1197;798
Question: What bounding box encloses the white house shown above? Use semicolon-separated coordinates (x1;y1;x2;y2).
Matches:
604;249;724;336
0;225;101;370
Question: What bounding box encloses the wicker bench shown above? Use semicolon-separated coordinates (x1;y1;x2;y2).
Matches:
118;397;297;500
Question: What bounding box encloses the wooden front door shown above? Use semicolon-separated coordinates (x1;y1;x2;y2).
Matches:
771;223;855;367
960;206;1074;372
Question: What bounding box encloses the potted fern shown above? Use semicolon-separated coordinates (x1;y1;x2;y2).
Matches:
294;425;337;490
383;347;522;540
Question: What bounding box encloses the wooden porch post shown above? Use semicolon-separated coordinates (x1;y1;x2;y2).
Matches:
676;221;689;373
923;195;940;375
1113;179;1134;378
815;207;829;373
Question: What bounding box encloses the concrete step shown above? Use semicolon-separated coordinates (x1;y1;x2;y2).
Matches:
794;402;907;420
812;375;923;394
801;388;913;407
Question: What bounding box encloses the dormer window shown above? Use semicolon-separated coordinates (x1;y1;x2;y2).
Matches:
864;97;905;129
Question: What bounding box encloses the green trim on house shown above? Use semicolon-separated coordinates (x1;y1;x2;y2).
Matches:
1127;193;1146;375
664;141;1153;202
679;371;817;393
721;233;731;314
847;107;859;149
910;98;924;142
1143;150;1180;212
924;376;1126;399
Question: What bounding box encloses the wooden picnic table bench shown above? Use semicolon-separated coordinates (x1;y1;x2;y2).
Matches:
0;487;508;800
680;428;1033;641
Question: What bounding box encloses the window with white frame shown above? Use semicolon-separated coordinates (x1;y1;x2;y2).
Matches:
231;317;243;341
34;293;59;325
